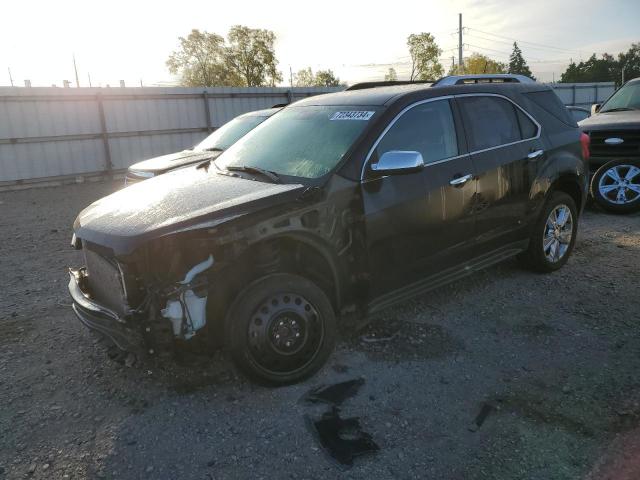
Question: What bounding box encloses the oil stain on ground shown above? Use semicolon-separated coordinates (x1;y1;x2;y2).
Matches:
302;378;379;468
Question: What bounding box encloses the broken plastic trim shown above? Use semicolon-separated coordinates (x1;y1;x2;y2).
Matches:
161;255;214;339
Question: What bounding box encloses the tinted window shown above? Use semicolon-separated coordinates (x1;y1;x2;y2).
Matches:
195;115;268;151
516;108;538;139
524;90;574;125
569;108;590;123
458;96;521;151
374;100;458;164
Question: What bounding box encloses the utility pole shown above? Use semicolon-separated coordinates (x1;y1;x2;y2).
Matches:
73;54;80;87
289;66;293;87
622;65;626;84
451;56;456;74
87;72;92;88
458;13;463;74
7;67;14;86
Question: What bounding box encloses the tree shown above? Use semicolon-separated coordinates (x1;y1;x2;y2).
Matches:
508;42;535;80
463;53;507;74
166;29;231;87
224;26;282;87
614;43;640;84
166;26;282;87
314;69;341;87
559;44;640;85
294;67;315;87
294;67;341;87
560;53;617;83
407;33;444;81
384;67;398;81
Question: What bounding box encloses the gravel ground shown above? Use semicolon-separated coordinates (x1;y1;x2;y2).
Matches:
1;181;639;480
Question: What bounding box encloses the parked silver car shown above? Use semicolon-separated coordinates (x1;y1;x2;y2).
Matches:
125;108;280;184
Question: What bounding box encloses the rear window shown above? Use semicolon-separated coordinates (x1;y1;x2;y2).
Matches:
524;90;574;125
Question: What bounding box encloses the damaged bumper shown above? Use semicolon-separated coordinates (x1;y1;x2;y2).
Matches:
68;268;143;353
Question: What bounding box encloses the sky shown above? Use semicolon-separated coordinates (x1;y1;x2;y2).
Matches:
0;0;638;87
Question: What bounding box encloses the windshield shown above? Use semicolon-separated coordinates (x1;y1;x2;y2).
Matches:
601;82;640;112
195;115;269;151
216;106;379;179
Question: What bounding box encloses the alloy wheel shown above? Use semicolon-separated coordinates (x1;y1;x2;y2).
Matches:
543;204;573;263
598;164;640;205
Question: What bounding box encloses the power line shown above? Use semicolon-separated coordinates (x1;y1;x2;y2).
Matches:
466;27;583;55
464;33;548;61
465;43;512;58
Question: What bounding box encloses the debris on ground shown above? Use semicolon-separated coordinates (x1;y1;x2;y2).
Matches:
307;407;379;467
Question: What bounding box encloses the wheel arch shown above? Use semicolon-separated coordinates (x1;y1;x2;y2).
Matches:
204;231;346;346
550;174;585;215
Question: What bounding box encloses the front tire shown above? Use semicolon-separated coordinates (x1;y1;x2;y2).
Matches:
590;160;640;214
225;273;336;386
519;191;578;273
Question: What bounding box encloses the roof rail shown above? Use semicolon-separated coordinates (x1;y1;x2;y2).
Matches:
432;74;535;86
345;80;434;91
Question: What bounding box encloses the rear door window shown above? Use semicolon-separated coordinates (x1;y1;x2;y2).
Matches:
457;96;521;151
374;99;458;165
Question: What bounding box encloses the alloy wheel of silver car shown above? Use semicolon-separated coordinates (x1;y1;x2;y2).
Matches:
543;204;573;263
598;164;640;205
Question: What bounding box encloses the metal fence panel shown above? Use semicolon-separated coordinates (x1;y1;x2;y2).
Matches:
549;82;616;108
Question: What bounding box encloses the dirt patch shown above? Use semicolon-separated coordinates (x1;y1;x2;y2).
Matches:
350;319;464;361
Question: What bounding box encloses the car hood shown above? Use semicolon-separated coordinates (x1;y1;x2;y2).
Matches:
74;166;306;255
579;110;640;132
128;150;222;174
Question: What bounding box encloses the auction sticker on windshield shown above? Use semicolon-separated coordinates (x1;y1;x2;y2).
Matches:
329;111;375;121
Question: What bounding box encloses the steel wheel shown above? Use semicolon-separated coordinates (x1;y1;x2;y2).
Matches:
598;164;640;205
246;292;325;377
543;204;574;263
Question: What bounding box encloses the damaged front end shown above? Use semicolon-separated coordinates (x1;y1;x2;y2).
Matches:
68;237;218;355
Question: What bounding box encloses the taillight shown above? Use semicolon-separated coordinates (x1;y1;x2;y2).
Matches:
580;132;590;161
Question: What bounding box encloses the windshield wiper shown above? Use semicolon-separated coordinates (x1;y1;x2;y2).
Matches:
225;165;281;183
201;147;225;152
601;107;638;113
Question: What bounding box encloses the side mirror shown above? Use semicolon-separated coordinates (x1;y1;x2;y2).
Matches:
371;151;424;174
591;103;601;115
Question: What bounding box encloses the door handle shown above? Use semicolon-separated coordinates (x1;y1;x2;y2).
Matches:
527;149;544;160
449;173;473;186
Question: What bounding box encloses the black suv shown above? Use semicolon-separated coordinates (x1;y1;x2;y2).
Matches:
579;77;640;213
68;75;588;385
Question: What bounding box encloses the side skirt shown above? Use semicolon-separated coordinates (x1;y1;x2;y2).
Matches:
366;240;528;315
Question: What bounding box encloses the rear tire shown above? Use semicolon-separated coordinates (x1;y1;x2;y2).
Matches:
518;191;578;273
225;273;336;386
590;159;640;214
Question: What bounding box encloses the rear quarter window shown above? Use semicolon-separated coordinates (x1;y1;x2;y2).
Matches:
524;90;575;126
516;109;538;139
